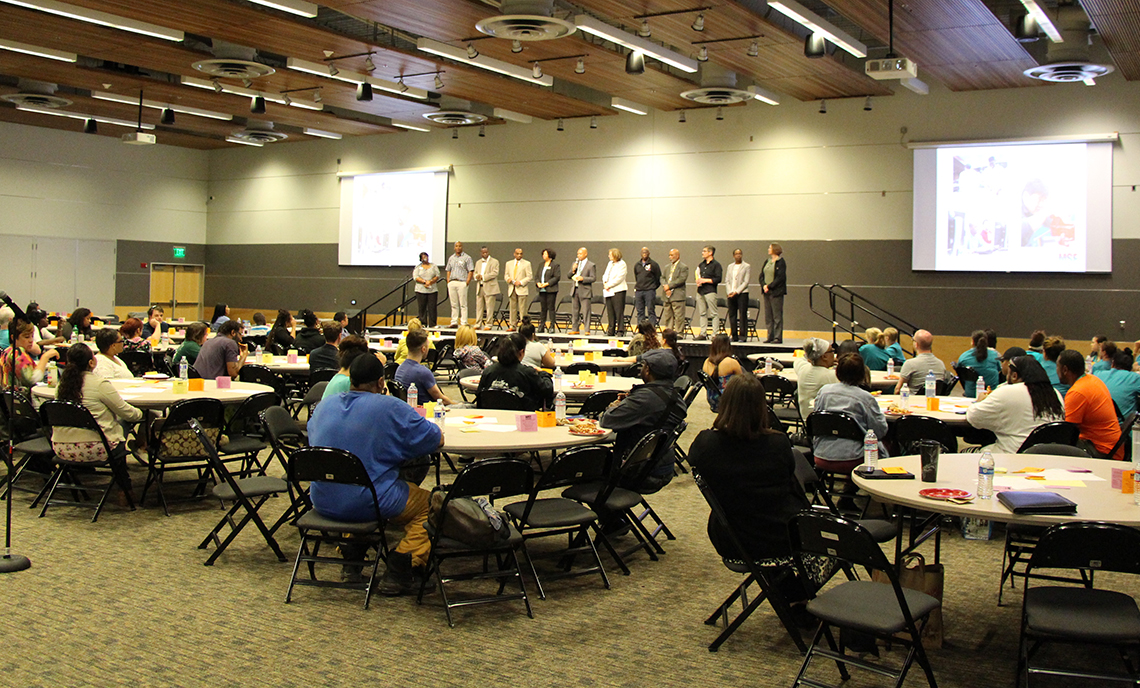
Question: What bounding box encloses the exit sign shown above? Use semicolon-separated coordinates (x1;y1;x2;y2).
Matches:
173;246;186;259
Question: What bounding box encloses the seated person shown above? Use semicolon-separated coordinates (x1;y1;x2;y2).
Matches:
248;311;270;336
307;322;341;371
1057;349;1122;459
1042;336;1070;397
394;318;435;364
662;329;685;368
268;309;296;353
395;329;454;406
140;305;169;339
966;356;1064;453
882;327;906;366
1026;329;1047;362
119;317;150;352
895;329;946;395
92;328;134;380
209;303;231;332
793;337;838;413
858;327;890;371
626;320;660;358
1;319;59;391
812;353;888;472
702;334;745;412
322;336;383;399
1095;350;1140;419
308;354;444;595
292;309;324;354
52;343;143;502
333;311;350;340
600;348;687;493
194;320;248;380
1092;340;1116;374
172;322;208;369
30;309;64;349
58;307;94;342
518;320;555;369
0;306;12;350
836;339;871;389
477;333;553;411
453;325;490;370
957;329;1001;396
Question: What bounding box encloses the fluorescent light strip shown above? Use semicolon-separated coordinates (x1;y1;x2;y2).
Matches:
900;77;929;95
285;58;429;100
611;97;649;115
416;38;554;87
493;107;532;124
574;15;698;73
303;127;342;139
1019;0;1063;42
0;0;183;41
181;76;325;110
16;103;155;129
766;1;867;58
389;120;432;132
747;85;780;106
247;0;317;18
91;92;232;121
225;136;263;147
0;38;75;62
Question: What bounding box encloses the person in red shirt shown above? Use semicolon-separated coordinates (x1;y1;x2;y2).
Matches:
1057;349;1122;458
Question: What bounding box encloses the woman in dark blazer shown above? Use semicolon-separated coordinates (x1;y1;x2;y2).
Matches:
760;243;787;343
535;248;561;334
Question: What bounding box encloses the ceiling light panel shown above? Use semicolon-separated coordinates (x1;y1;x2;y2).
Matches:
0;0;183;41
16;103;155;129
181;76;325;110
1018;0;1063;42
286;57;430;99
610;97;649;115
0;38;75;62
247;0;317;18
389;120;432;132
416;38;554;86
574;15;699;73
303;127;342;139
493;107;533;124
91;92;233;120
767;0;867;58
747;85;780;105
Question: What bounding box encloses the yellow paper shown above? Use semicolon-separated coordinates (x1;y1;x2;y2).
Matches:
461;428;481;433
1025;475;1046;481
1014;467;1044;474
881;466;908;474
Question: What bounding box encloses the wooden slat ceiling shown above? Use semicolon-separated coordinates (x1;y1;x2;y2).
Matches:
1079;0;1140;79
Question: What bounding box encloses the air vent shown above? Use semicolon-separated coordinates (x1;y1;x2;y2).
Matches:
423;110;487;125
1024;61;1113;83
679;87;752;105
475;0;575;41
192;59;276;79
230;121;287;144
1023;4;1114;83
1;92;72;108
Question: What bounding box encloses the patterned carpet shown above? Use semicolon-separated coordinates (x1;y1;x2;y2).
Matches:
1;389;1132;687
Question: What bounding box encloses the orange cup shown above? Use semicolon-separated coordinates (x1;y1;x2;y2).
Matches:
598;371;607;382
925;396;940;411
536;411;556;428
188;378;205;392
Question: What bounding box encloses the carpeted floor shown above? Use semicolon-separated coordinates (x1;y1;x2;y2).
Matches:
1;386;1133;687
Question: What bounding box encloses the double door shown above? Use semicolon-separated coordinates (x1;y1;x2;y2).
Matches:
149;263;204;321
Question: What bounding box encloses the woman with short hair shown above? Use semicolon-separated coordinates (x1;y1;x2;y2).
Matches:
601;248;628;336
119;317;150;352
394;318;435;364
811;353;889;473
412;252;440;326
535;248;560;333
793;337;838;413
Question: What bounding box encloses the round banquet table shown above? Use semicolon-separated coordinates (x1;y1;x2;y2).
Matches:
875;394;974;426
746;352;799;367
771;367;898;392
460;374;637;399
549;354;636;370
31;378;274;410
853;453;1140;527
441;408;613;455
259;355;312;375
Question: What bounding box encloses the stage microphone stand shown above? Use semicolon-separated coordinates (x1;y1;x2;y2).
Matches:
1;294;32;573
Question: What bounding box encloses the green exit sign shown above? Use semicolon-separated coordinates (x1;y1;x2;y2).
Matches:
172;246;186;259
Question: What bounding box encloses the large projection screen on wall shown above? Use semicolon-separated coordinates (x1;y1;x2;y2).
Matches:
912;140;1113;273
338;168;449;267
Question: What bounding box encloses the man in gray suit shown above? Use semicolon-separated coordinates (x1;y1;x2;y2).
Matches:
568;246;595;334
473;246;499;329
660;248;688;333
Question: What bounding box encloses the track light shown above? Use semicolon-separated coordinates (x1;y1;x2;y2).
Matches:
452;128;459;139
697;46;708;62
819;99;827;114
557;118;564;132
467;43;479;59
313;89;322;103
638;19;651;37
747;40;759;57
575;57;585;74
625;50;645;75
691;13;704;31
282;94;292;106
328;63;339;76
250;95;266;114
532;62;542;78
242;78;253;88
398;78;408;93
212;79;223;93
863;96;872;111
478;124;485;137
356;82;373;101
590;115;597;129
511;39;523;53
364;54;375;71
434;73;444;90
83;118;97;134
804;32;827;58
716;106;724;121
678;110;686;123
160;107;175;125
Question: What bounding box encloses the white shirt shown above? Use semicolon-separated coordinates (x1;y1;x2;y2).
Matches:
966;382;1064;454
794;356;838;414
725;261;751;295
93;353;134;380
602;260;627;298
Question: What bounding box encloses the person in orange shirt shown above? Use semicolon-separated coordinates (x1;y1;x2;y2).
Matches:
1057;349;1122;458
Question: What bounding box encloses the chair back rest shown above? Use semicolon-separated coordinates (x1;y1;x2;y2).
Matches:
1028;522;1140;576
759;374;797;400
290;446;383;523
806;410;865;443
186;417;243;494
602;348;626;357
578;390;621;419
682;376;704;408
952;363;980;383
613;429;669;488
238;364;288;397
564;362;600;375
301;381;329;408
387;379;407;401
186;365;202;379
384;360;399;381
41;399;114;459
3;389;43;441
262;404;305;444
433;343;455;372
308;368;338;385
224;391;280;436
1017;420;1081;452
1021;443;1090;458
1106;411;1137;461
935;376;957;396
673;375;691;391
893;414;957;454
534;445;611;493
153;398;226;459
445;457;533;502
118;350;155;376
788;510;891;574
476;388;528;411
691;468;766;569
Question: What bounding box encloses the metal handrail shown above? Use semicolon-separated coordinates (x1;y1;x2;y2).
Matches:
808;283;919;355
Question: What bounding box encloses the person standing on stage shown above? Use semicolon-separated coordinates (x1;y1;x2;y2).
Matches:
412;252;440;326
602;248;628;337
661;249;688;333
694;245;722;340
760;243;787;344
473;246;499;329
633;247;661;327
535;249;561;333
445;241;474;328
504;248;533;331
724;248;751;342
568;247;595;335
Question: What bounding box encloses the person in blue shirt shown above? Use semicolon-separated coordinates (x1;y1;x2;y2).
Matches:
858;327;891;371
957;329;1001;396
1026;329;1046;363
1041;335;1070;398
1091;340;1116;374
394;329;454;406
308;354;443;595
883;327;906;366
1095;350;1140;418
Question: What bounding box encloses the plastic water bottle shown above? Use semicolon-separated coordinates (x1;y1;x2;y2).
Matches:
863;430;878;471
433;402;445;429
568;341;575;358
70;331;77;344
925;370;936;399
179;359;188;380
764;358;773;375
977;451;995;499
887;359;895;377
976;378;987;400
900;386;910;408
407;384;418;408
554;365;563;392
555;391;567;420
255;344;263;360
46;361;58;387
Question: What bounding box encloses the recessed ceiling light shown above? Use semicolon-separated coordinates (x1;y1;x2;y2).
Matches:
285;57;430;99
389;120;431;132
16;103;155;129
93;92;234;120
226;135;264;147
417;38;553;86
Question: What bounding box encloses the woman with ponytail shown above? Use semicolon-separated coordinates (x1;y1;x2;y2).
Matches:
956;329;1001;396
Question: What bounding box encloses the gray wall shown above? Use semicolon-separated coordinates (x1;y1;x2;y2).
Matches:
116;240;207;309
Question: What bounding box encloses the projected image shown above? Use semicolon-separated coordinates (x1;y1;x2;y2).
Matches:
934;143;1087;271
348;171;439;266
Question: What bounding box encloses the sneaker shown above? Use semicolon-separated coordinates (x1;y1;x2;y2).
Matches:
376;551;415;596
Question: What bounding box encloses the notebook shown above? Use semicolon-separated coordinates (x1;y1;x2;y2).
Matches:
996;491;1077;515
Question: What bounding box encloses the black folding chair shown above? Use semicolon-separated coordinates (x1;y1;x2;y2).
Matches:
894;415;958;454
0;389;55;500
416;458;535;627
759;374;804;434
789;511;940;688
140;398;226;516
118;349;155;377
476;388;528;411
387;379;407;402
564;362;600;376
805;410;866;504
37;400;133;522
578;390;621;419
286;446;388;609
307;368;338;386
187;418;288;566
239;363;290;399
1016;421;1080;453
261;405;309;531
217;392;279;475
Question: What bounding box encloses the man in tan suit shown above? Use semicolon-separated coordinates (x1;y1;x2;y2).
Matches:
661;248;689;332
503;247;532;330
473;246;499;329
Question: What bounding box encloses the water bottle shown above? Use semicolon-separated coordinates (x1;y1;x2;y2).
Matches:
887;359;895;376
976;378;987;400
900;386;910;408
568;341;575;358
46;361;58;387
977;451;995;499
70;331;77;344
255;344;263;360
863;430;878;471
433;402;445;429
179;359;188;380
555;391;567;420
925;370;936;399
764;357;773;375
407;384;418;407
554;365;563;392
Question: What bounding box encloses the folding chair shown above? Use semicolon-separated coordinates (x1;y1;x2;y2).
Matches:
1016;421;1080;453
286;446;388;609
187;418;288;566
805;410;866;505
456;368;481;403
37;400;134;522
217;391;279;475
387;379;407;402
746;297;761;341
589;295;605;333
564;362;600;376
239;363;290;399
476;388;529;411
894;415;958;454
416;458;535;627
1018;522;1140;687
759;374;804;435
140;398;226;516
118;350;155;377
577;390;621;419
791;448;897;544
553;294;573;332
261;405;309;530
789;511;940;688
307;368;338;385
0;389;55;500
289;381;328;422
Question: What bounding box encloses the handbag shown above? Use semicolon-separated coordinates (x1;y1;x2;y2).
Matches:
429;490;511;548
871;553;944;648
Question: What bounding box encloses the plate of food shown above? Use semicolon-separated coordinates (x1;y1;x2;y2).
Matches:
918;488;972;501
884;404;912;416
567;419;605;436
570;382;595;390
